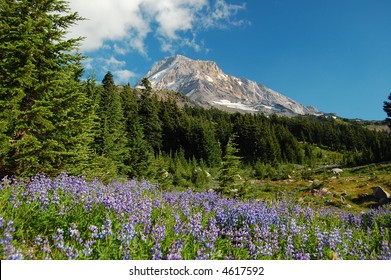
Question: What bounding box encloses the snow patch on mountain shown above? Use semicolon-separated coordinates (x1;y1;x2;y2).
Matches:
205;75;214;82
213;99;258;112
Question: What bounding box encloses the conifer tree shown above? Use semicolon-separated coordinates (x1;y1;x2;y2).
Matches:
127;121;153;178
138;78;162;153
217;135;242;197
190;118;222;166
84;76;103;156
100;72;129;175
0;0;94;176
384;93;391;129
159;99;184;153
121;84;153;178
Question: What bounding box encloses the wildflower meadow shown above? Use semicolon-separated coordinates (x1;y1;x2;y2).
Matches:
0;173;390;260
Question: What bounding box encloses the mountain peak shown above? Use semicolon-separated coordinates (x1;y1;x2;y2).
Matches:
141;55;318;116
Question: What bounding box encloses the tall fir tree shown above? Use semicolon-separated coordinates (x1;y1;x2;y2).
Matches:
0;0;94;177
99;72;129;175
217;134;243;197
127;121;153;178
190;118;221;166
159;99;187;154
121;84;153;178
84;76;103;156
138;78;163;154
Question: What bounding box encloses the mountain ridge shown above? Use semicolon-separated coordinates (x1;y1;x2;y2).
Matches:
140;55;319;116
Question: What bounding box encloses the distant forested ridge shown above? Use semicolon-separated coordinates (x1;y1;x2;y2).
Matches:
4;68;391;180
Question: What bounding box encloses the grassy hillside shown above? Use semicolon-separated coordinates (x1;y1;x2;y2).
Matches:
244;162;391;212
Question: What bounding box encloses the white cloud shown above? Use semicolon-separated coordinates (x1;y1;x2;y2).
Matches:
82;57;94;70
113;70;137;84
68;0;247;55
87;56;131;82
201;0;246;29
100;56;126;68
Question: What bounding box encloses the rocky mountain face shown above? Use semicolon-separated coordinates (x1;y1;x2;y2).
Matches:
140;55;318;116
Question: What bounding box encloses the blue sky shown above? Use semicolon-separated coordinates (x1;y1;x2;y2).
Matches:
68;0;391;120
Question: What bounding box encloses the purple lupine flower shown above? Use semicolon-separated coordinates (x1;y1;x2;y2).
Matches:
1;233;13;245
42;237;52;260
65;246;79;260
285;235;294;259
195;247;209;260
69;223;83;243
34;235;43;246
279;223;288;239
51;191;60;205
52;228;65;251
329;227;342;252
342;228;353;255
188;212;203;241
26;247;35;259
119;221;135;247
270;228;280;256
152;222;166;241
85;194;94;213
0;176;9;191
151;244;163;260
379;238;391;260
137;199;152;236
300;229;309;245
293;252;311;260
0;220;23;260
232;224;251;249
1;221;15;250
0;216;4;228
252;224;272;258
346;214;361;228
248;240;258;259
7;248;23;260
314;226;324;259
179;193;191;217
204;217;219;251
166;240;184;260
88;225;99;239
173;214;183;235
9;193;21;208
117;220;136;260
6;221;15;233
289;218;300;236
151;221;166;260
99;216;113;240
356;238;365;259
82;239;95;258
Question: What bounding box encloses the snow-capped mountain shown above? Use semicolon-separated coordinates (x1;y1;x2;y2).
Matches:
140;55;318;116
